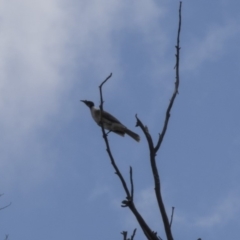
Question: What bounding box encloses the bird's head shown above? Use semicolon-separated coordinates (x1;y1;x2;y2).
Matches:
81;100;94;108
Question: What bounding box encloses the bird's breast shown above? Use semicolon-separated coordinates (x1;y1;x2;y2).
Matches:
91;108;101;124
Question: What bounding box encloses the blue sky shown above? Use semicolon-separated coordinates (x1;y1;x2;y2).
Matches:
0;0;240;239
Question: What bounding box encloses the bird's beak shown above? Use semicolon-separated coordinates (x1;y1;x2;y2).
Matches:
80;100;89;107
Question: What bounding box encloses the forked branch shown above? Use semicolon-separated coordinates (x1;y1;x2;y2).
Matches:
99;75;158;240
135;2;182;240
98;2;182;240
121;229;137;240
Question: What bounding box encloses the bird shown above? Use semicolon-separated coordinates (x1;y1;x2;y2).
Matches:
81;100;140;142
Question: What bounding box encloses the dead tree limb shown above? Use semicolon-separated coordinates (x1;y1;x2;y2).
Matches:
155;1;182;152
121;228;137;240
97;2;182;240
136;2;182;240
99;75;159;240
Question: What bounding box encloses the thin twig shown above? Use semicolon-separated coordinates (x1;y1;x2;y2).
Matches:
121;229;137;240
154;1;182;153
99;73;112;90
130;228;137;240
121;231;127;240
130;166;134;201
0;202;11;211
169;207;175;228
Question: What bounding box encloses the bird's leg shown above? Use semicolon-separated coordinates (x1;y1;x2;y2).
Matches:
106;130;112;135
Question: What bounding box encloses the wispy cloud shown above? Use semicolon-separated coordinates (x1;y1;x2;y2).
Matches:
0;0;167;191
195;193;240;227
0;0;69;136
182;20;240;71
68;0;167;91
0;0;70;189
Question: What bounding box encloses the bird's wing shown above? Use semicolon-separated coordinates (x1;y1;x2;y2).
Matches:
102;110;123;124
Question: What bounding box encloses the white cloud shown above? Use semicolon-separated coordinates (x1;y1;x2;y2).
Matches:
68;0;167;86
0;0;168;190
0;0;68;136
0;0;70;189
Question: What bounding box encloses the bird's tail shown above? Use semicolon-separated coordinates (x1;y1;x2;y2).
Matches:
125;128;140;142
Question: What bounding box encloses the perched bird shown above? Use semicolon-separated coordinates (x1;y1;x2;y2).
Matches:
81;100;140;142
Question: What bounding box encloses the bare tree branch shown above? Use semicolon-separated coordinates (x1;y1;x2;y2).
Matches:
0;194;11;211
99;73;112;91
130;166;134;202
154;1;182;153
97;2;182;240
136;116;172;240
121;231;127;240
0;202;11;211
99;73;131;199
135;2;182;240
121;229;137;240
99;75;159;240
169;207;175;228
130;228;137;240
